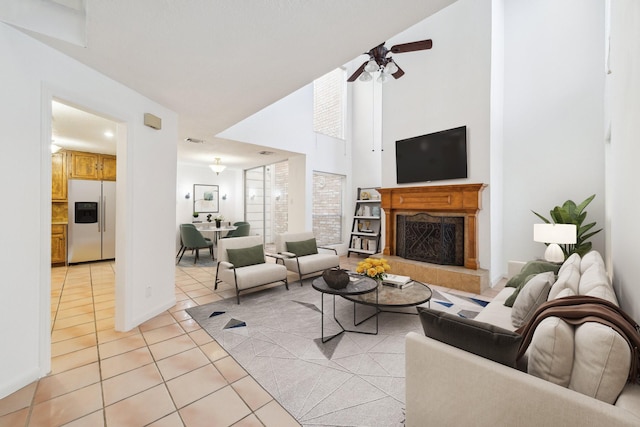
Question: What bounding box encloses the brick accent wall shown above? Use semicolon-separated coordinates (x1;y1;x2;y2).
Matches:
312;172;344;245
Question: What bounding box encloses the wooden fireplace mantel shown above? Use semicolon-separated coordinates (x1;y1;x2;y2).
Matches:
378;183;486;270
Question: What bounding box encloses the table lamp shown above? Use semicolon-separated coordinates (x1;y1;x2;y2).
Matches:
533;223;577;263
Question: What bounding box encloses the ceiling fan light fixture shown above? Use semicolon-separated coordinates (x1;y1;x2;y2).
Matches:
359;72;373;82
209;157;226;175
364;59;379;73
377;73;389;83
384;60;398;75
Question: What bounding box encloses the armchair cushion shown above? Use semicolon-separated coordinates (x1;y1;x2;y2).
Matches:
226;244;265;268
286;238;318;257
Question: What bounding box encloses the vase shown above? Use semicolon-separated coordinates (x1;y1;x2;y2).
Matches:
215;219;221;228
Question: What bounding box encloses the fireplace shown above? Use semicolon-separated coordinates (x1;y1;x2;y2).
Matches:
378;184;485;270
396;213;464;266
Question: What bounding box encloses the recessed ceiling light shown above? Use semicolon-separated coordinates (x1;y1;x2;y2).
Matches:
258;150;274;155
104;131;114;138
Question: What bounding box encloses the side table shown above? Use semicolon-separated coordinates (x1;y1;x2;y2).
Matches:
311;275;378;343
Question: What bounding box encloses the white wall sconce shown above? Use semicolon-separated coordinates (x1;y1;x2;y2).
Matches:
533;223;577;263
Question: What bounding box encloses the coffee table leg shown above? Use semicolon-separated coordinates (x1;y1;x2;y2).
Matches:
350;287;379;335
320;293;345;344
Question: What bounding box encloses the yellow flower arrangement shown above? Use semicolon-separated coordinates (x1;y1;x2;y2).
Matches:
355;257;391;282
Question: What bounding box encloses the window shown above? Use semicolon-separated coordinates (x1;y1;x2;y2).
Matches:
313;68;346;139
312;171;345;245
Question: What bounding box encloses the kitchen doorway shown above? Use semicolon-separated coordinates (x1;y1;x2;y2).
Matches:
49;99;121;367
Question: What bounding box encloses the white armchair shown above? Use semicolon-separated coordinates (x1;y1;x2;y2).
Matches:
274;231;339;285
215;236;288;303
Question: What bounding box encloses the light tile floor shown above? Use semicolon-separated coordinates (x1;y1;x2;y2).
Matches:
0;255;501;427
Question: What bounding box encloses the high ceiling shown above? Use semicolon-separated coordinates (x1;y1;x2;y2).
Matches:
22;0;456;168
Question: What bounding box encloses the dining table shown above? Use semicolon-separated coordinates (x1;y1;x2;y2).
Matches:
194;223;237;259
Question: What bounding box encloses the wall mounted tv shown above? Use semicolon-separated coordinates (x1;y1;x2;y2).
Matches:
395;125;467;184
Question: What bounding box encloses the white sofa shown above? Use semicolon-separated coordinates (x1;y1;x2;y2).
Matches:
406;251;640;426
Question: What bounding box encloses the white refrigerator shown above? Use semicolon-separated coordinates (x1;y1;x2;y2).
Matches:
68;179;116;263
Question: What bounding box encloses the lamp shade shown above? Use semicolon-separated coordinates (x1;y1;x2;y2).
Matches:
533;224;577;244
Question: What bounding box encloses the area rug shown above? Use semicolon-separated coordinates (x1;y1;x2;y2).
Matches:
186;283;489;426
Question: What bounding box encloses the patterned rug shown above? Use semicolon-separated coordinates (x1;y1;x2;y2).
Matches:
186;283;490;426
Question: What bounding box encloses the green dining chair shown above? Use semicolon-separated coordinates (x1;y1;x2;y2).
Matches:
222;222;250;238
177;224;214;264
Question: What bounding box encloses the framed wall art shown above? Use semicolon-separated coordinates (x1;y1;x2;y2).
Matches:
193;184;219;213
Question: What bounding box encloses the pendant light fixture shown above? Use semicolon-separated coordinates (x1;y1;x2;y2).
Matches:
209;157;226;175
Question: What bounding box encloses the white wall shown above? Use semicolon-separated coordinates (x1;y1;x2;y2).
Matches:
218;84;352;241
608;0;640;320
175;164;242;248
0;23;178;398
375;0;494;270
502;0;606;267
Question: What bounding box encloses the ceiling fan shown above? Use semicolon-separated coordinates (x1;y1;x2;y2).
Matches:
347;39;433;82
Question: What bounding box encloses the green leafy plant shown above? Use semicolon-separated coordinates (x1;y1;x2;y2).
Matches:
532;194;602;258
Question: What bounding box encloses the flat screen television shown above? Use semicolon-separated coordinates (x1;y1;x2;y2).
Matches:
395;126;467;184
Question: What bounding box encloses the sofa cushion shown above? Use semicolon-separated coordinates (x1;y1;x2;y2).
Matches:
505;260;560;288
569;322;631;404
548;264;580;300
511;272;554;328
579;262;618;305
286;238;318;257
418;307;523;368
226;244;265;268
527;316;574;387
474;288;518;331
580;250;605;274
558;252;581;276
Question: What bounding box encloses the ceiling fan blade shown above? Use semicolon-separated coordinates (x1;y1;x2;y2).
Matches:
392;64;405;79
390;39;433;54
347;61;367;82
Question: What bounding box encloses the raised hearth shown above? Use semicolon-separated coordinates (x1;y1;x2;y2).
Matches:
375;255;489;294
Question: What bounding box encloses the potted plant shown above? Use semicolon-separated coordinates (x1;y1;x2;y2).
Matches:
532;194;602;258
214;214;224;228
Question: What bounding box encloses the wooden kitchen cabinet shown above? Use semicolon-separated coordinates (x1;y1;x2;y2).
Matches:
51;224;67;265
100;154;117;180
68;151;116;181
51;151;67;201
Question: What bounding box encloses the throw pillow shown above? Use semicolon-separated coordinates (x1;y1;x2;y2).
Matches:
417;307;523;368
510;272;555;328
286;238;318;257
504;273;536;308
557;252;581;277
226;244;265;268
505;260;561;288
